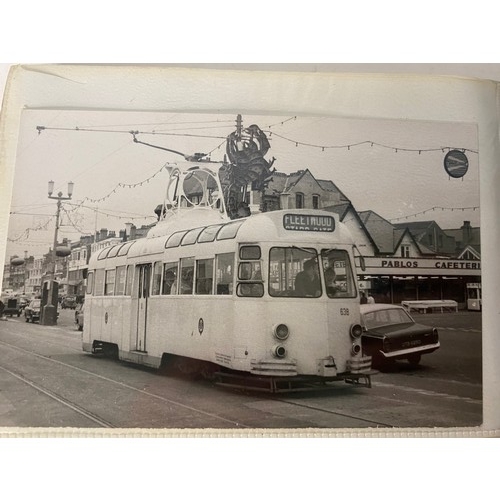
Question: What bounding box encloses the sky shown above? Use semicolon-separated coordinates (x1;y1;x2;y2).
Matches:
4;109;480;260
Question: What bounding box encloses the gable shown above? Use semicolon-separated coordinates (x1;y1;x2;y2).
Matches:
457;245;481;260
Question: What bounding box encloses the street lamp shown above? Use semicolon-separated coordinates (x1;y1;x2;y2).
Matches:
40;181;74;326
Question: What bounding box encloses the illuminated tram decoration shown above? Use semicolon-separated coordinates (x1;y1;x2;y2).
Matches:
83;161;372;392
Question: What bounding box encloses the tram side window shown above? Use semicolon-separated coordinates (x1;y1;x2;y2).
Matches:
151;261;162;295
215;252;234;295
125;265;134;296
104;269;115;296
268;247;320;298
179;257;194;294
115;266;127;295
196;259;214;295
237;245;264;298
162;263;178;295
86;272;94;295
94;269;105;296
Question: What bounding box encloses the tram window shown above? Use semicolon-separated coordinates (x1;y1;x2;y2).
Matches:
125;265;134;295
182;227;204;246
268;247;320;298
240;245;261;260
179;257;194;294
196;259;214;295
162;263;178;295
238;261;262;281
198;224;223;243
115;265;127;295
215;252;234;295
94;269;105;296
237;283;264;297
86;272;94;295
321;249;357;298
98;247;112;260
107;245;121;259
117;241;135;256
217;220;244;240
104;269;115;296
151;262;162;295
165;231;187;249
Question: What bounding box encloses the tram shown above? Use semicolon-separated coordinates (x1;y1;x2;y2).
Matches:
83;162;372;391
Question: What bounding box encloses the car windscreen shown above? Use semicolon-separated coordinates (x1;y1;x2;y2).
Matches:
363;308;413;329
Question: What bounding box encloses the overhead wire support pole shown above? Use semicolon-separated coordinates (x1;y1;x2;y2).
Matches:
41;181;74;326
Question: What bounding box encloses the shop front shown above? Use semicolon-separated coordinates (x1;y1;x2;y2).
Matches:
359;257;481;308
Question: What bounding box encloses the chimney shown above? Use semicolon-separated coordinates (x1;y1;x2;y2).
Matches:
461;221;472;245
119;229;126;241
99;228;108;241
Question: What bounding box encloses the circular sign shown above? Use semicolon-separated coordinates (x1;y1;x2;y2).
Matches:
55;246;71;257
444;150;469;178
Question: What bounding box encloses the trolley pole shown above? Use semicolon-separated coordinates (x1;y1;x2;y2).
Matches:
41;180;73;326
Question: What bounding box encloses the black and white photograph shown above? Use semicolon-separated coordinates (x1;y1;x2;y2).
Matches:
0;64;498;437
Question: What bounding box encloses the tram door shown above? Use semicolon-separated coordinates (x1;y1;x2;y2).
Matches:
134;263;151;352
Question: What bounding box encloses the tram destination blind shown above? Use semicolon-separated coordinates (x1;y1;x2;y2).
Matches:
283;214;335;232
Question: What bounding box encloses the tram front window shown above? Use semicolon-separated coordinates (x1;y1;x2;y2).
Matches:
321;249;356;298
268;247;357;298
269;247;321;298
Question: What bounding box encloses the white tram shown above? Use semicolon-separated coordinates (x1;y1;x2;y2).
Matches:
83;162;372;391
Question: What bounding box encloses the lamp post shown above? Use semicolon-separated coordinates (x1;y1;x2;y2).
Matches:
40;180;74;325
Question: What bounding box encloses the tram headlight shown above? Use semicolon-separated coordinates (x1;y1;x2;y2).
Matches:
351;343;361;355
273;345;287;358
350;323;363;339
274;323;289;341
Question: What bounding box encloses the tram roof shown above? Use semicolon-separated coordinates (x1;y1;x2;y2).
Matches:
90;209;353;266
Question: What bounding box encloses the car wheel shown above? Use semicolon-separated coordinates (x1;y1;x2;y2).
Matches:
407;354;421;367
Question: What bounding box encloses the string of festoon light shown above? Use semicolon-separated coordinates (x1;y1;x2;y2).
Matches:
7;217;52;242
389;205;480;222
266;131;478;155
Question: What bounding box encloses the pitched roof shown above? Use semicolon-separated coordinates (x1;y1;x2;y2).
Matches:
264;169;349;202
357;210;395;254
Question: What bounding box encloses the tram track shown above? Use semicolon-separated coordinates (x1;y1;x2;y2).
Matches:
0;364;117;428
269;396;394;428
0;338;251;428
1;334;471;429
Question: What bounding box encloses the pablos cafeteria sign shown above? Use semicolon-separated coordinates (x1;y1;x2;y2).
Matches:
363;257;481;276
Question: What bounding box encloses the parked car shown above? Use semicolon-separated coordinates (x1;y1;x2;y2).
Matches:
61;296;77;309
75;303;84;331
360;304;440;368
24;299;42;323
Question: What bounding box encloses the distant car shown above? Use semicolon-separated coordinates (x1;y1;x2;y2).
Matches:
18;297;30;311
2;297;22;317
24;299;42;323
360;304;440;368
75;303;84;331
61;296;77;309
